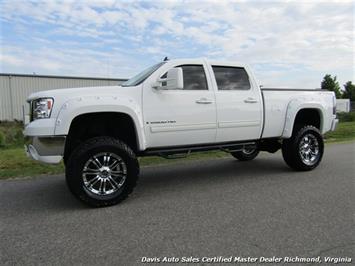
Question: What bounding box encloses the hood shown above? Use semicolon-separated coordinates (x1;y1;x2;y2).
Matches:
27;85;140;101
27;85;142;119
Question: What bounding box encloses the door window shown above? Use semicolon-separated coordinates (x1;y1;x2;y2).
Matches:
161;65;208;90
212;66;250;90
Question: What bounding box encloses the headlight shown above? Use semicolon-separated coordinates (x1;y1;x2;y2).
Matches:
32;98;54;120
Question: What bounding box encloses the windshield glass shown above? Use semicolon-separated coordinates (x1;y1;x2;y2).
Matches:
121;62;165;87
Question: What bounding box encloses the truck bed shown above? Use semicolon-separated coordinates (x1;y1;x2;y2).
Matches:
261;89;335;138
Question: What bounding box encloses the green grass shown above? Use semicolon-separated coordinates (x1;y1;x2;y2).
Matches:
337;111;355;122
0;148;227;179
0;148;65;179
324;122;355;142
0;120;354;179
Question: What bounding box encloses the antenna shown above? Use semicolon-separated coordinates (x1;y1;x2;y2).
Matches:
163;56;169;61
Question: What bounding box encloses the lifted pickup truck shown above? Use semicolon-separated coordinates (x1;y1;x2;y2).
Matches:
25;58;338;207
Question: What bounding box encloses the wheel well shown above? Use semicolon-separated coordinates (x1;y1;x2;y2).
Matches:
293;109;321;131
64;112;138;162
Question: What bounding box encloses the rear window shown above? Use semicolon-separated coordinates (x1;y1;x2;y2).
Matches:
212;66;250;90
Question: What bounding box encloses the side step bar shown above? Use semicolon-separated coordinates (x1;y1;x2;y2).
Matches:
142;141;258;158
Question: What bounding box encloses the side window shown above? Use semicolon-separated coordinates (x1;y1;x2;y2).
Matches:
179;65;208;90
212;66;251;90
160;65;208;90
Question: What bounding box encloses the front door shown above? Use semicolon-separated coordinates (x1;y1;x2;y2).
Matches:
143;62;217;148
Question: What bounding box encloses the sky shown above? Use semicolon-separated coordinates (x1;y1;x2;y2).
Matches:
0;0;354;88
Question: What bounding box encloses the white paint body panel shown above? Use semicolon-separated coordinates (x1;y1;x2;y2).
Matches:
142;59;217;147
26;85;146;150
261;90;335;138
207;62;263;142
24;58;337;164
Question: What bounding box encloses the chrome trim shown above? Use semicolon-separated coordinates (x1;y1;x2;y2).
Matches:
25;136;66;156
25;144;62;164
299;134;320;166
82;152;127;196
242;147;256;155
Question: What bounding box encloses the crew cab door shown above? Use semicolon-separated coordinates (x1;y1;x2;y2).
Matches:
209;64;263;142
142;61;217;148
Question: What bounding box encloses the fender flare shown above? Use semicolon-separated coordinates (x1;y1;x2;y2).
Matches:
282;98;325;138
54;95;146;151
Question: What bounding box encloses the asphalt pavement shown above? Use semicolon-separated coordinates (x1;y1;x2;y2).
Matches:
1;142;354;265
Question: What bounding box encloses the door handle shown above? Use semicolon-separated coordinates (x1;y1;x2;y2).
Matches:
244;97;258;103
196;98;214;104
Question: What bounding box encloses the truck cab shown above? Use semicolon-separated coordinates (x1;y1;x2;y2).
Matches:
141;59;263;147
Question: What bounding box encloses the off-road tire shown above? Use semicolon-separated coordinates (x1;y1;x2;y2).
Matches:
231;148;259;161
66;137;139;207
282;125;324;171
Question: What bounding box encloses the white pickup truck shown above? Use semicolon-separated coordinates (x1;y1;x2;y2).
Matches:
24;58;338;207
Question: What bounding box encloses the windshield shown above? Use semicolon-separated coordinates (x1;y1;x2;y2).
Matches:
121;62;165;87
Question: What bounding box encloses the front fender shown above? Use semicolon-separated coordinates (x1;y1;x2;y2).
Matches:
282;98;325;138
54;95;146;150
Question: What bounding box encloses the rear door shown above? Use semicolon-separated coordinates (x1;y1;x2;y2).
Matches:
143;61;217;148
210;65;263;142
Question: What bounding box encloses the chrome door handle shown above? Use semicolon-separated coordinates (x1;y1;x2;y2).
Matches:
196;98;214;104
244;97;258;103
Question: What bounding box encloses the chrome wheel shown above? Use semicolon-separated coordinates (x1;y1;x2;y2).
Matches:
242;147;256;155
299;134;320;166
82;152;127;196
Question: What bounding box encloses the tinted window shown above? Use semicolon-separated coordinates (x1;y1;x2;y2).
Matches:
212;66;250;90
178;65;208;90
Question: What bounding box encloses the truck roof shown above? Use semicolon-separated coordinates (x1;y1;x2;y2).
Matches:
167;58;248;68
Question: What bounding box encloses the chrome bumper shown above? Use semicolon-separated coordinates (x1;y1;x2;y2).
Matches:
25;136;65;164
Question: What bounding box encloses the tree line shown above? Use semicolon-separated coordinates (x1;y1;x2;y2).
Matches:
321;74;355;100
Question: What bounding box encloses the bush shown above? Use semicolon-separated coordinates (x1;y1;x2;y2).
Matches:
0;121;24;148
337;112;355;122
0;132;5;147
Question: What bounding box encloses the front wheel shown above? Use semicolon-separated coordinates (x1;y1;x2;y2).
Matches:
66;137;139;207
231;147;259;161
282;125;324;171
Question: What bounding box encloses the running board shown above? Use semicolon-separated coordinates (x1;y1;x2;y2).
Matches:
159;151;191;159
221;143;256;153
142;141;258;157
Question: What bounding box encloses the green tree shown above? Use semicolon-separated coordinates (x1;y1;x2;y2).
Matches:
321;74;342;98
342;81;355;101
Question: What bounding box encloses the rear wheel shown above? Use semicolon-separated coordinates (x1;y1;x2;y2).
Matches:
231;147;259;161
282;125;324;171
66;137;139;207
